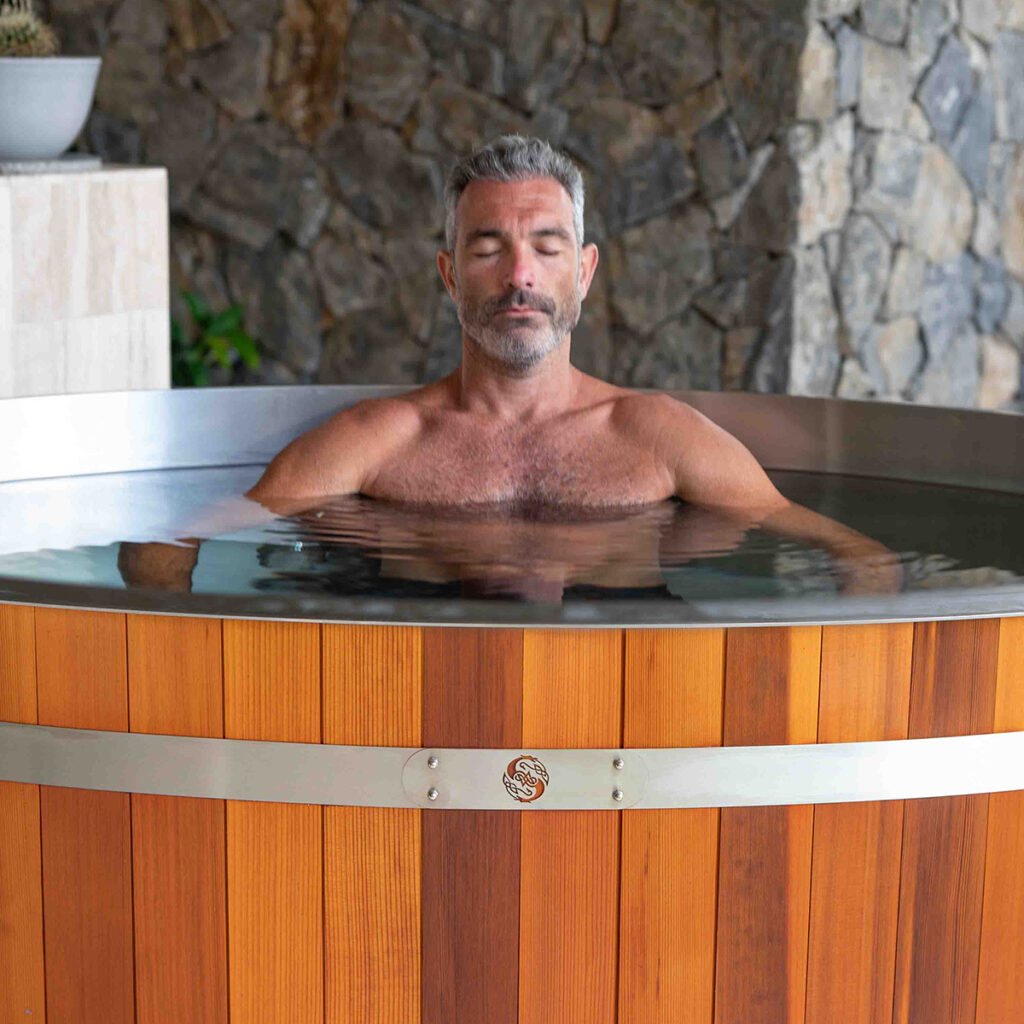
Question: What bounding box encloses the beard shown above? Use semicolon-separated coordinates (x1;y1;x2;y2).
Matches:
454;281;582;374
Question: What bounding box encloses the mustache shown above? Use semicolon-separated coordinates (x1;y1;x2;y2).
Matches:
486;289;555;317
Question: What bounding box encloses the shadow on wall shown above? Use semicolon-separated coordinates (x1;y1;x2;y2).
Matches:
46;0;1024;411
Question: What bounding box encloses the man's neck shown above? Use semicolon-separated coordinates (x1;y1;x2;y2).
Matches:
454;336;581;423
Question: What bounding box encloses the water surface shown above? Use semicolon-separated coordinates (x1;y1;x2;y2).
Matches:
1;465;1022;623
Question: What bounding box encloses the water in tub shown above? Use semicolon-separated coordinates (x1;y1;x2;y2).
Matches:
1;460;1023;618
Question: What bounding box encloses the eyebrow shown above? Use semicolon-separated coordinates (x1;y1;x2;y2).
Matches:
464;226;573;245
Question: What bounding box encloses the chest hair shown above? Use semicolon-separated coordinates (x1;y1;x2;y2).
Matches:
374;421;657;505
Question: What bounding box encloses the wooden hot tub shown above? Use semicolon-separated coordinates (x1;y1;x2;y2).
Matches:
1;388;1023;1023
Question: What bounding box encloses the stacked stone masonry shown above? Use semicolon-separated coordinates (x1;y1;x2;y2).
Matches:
44;0;1024;410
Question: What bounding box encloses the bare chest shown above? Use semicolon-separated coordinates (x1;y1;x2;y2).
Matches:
364;418;673;507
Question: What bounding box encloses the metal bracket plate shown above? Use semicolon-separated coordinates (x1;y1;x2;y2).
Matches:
402;747;648;810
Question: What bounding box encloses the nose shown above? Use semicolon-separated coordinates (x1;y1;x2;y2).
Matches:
504;244;536;292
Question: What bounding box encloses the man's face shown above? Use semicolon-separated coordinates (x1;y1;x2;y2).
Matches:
438;177;599;373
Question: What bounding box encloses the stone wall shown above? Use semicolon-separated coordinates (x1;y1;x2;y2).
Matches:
786;0;1024;412
43;0;1024;409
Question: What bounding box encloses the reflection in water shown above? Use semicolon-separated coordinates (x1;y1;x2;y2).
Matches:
257;496;741;603
118;488;905;604
250;492;906;603
7;468;1024;611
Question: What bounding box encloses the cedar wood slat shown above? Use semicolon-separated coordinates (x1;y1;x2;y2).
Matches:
323;624;423;1023
714;626;821;1024
35;608;135;1024
805;624;913;1024
0;603;46;1021
619;628;725;1024
223;620;323;1024
127;613;228;1024
892;619;1000;1024
421;628;524;1024
519;629;623;1024
974;616;1024;1024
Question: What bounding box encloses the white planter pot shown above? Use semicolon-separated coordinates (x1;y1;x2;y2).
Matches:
0;56;102;161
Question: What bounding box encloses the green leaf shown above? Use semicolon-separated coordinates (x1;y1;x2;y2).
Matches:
206;305;243;335
229;331;260;365
182;291;211;326
170;292;263;386
206;336;233;369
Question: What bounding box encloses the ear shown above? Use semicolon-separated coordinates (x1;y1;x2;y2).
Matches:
578;243;599;300
437;249;457;301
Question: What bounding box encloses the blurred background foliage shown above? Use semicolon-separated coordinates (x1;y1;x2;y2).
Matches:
171;291;260;387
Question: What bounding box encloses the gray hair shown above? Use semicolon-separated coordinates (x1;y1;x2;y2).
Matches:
443;135;585;251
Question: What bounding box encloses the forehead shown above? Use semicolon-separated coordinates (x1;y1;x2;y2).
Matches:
455;177;574;238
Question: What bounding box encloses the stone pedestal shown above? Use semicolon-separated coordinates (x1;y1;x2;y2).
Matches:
0;166;169;398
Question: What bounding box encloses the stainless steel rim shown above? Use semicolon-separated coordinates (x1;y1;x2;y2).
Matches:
1;386;1022;492
3;721;1023;810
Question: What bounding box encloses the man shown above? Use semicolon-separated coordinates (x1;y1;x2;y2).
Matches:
120;135;898;596
247;135;787;514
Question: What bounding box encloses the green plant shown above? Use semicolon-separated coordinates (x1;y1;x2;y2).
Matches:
171;291;261;387
0;0;59;56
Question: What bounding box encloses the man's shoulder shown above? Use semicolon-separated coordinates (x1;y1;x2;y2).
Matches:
248;391;430;504
606;387;712;438
320;391;427;438
604;387;784;507
329;376;456;430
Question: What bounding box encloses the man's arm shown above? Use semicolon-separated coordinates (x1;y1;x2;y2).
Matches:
247;396;421;511
626;393;789;511
118;398;420;592
649;396;901;594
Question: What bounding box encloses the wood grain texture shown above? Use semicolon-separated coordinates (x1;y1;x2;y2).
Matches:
0;604;45;1021
131;795;228;1024
227;801;323;1024
40;785;135;1024
892;619;1000;1024
128;612;223;737
323;625;423;1024
805;624;913;1024
223;619;323;1024
0;602;36;722
36;607;128;731
323;624;422;746
223;619;320;743
714;626;821;1024
619;629;725;1024
0;780;46;1021
422;627;523;748
35;608;135;1024
325;806;421;1022
421;628;523;1024
127;614;228;1024
975;616;1024;1024
519;629;623;1024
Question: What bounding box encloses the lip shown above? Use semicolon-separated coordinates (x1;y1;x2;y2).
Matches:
496;308;541;316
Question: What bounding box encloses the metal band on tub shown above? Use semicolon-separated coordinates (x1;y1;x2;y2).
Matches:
2;720;1023;810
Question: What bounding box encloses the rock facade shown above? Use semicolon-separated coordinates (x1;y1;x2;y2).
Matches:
47;0;1024;409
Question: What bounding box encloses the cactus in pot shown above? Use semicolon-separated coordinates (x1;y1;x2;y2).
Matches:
0;0;59;57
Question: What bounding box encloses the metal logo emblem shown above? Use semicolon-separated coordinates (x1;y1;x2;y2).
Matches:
502;754;550;803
